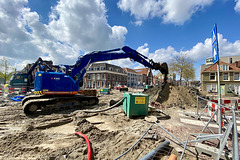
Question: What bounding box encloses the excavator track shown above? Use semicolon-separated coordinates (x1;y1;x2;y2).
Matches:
22;95;99;115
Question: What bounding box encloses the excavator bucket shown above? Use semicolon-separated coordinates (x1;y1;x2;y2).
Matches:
160;62;168;75
153;62;169;75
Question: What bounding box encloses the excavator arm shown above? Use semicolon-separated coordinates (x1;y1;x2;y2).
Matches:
71;46;168;87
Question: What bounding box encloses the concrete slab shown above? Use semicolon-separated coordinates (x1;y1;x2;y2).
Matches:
195;142;232;160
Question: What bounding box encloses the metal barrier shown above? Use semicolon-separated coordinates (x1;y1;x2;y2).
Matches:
192;95;240;160
1;87;27;96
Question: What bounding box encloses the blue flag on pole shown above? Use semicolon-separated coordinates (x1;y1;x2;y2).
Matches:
212;24;219;64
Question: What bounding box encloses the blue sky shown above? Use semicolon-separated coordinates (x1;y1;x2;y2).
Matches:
1;0;240;80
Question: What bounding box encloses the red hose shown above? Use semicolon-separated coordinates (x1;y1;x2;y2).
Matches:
75;132;91;160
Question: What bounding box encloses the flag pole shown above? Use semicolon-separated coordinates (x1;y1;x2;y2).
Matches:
217;61;222;134
212;23;222;134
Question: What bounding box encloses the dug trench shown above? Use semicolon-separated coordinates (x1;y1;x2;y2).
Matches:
0;84;207;160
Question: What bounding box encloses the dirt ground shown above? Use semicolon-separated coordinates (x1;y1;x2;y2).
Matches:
0;84;238;160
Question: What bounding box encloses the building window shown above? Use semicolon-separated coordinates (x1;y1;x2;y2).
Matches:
234;72;239;80
92;74;95;80
229;58;232;64
100;67;105;70
87;74;91;80
101;81;104;87
107;74;110;80
207;84;217;92
223;73;229;81
220;65;229;71
101;74;104;79
97;74;100;80
209;73;216;81
97;81;100;87
87;81;89;88
109;67;113;71
206;58;213;63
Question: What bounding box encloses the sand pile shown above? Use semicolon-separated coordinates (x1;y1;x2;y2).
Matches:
144;83;199;108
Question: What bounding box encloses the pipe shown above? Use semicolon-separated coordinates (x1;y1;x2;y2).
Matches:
83;97;125;113
114;123;154;160
140;140;170;160
75;132;91;160
168;154;177;160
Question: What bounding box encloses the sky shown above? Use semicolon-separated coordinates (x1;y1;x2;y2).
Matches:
1;0;240;80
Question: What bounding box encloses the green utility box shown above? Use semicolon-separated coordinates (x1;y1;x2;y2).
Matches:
145;85;153;89
100;88;110;94
123;93;149;117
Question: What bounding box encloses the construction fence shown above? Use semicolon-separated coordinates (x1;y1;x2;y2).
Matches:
0;85;27;96
193;95;240;159
112;95;240;160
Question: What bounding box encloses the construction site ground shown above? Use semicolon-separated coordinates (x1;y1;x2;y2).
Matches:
0;85;239;160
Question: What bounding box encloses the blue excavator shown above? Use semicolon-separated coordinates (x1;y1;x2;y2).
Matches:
22;46;168;115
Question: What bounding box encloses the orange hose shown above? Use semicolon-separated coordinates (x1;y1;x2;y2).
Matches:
75;132;91;160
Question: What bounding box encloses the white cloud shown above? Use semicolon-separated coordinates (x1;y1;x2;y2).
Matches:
132;20;143;26
235;0;240;12
117;0;214;25
0;0;127;70
183;34;240;61
48;0;127;52
132;34;240;75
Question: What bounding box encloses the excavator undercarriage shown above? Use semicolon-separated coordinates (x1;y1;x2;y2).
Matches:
22;95;99;115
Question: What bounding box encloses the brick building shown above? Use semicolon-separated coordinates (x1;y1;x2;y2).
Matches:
134;68;153;86
22;60;54;80
122;68;142;88
201;60;240;95
85;63;127;89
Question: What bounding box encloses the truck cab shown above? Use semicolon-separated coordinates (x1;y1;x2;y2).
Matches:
9;73;33;91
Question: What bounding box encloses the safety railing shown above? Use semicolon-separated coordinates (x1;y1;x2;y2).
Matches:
192;95;240;160
0;87;27;96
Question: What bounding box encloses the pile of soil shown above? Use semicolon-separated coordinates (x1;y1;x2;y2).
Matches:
144;83;200;109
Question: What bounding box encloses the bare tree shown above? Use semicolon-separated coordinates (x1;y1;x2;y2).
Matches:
182;63;195;86
0;57;11;84
169;53;195;86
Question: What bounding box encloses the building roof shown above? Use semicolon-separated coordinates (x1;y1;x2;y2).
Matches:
122;68;137;73
134;68;150;75
153;75;158;79
203;60;240;72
